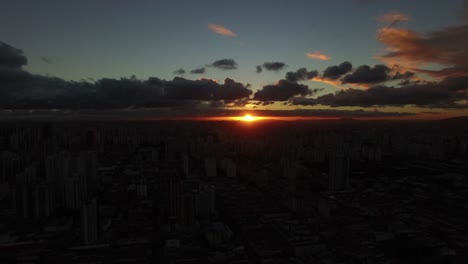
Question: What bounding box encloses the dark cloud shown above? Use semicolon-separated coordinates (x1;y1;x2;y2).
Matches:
92;76;163;108
391;71;414;80
439;75;468;91
336;64;414;85
0;41;28;69
159;77;252;101
254;80;315;101
323;61;352;80
190;67;205;74
342;64;391;84
215;78;252;100
211;59;237;70
257;108;414;118
256;65;262;73
262;62;287;71
0;43;253;109
292;77;468;108
0;74;253;109
285;68;318;82
173;68;185;75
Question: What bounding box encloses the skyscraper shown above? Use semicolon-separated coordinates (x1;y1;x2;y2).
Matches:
81;197;98;245
328;151;350;191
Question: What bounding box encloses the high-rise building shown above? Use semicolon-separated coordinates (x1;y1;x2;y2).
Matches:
64;176;86;209
223;158;236;178
180;191;198;228
77;151;98;190
328;151;350;191
81;198;98;245
182;154;189;178
196;185;216;221
204;157;217;178
33;184;51;218
161;170;182;220
11;184;32;219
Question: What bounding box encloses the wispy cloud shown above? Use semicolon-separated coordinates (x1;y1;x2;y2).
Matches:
208;24;237;37
379;11;410;23
41;57;53;64
377;25;468;78
190;67;206;74
306;51;331;61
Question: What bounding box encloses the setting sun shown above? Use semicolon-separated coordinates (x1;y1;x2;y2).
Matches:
242;114;256;122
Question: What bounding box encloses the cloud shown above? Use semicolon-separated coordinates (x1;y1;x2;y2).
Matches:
190;67;206;74
379;11;410;23
256;65;262;73
41;57;53;64
378;25;468;78
0;74;253;109
323;61;353;80
214;78;253;100
315;63;414;87
208;24;237;37
306;51;331;61
161;77;252;101
253;80;316;101
262;62;287;71
0;41;28;69
173;68;185;75
285;68;318;82
342;64;391;84
0;42;255;109
211;59;237;70
292;76;468;108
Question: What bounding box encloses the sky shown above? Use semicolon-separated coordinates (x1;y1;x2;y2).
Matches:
1;0;468;119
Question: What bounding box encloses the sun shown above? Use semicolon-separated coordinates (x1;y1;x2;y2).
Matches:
242;114;256;122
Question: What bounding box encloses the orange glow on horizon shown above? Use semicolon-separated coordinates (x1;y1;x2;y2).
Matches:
191;115;338;122
242;114;255;122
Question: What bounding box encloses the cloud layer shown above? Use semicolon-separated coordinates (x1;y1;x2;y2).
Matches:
0;40;466;115
292;76;468;108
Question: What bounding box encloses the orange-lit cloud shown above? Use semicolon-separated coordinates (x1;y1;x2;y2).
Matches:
306;51;331;61
379;11;410;23
310;77;345;89
377;25;468;78
208;24;237;37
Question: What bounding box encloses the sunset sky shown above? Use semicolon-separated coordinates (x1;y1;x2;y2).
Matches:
1;0;468;119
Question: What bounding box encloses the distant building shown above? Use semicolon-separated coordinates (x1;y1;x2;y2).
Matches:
205;157;217;178
81;198;98;245
11;184;32;219
33;184;51;218
328;151;350;191
223;158;236;178
196;185;216;220
77;151;98;190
